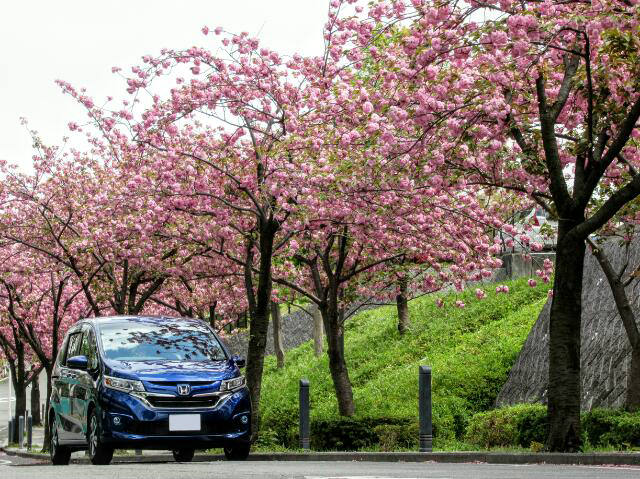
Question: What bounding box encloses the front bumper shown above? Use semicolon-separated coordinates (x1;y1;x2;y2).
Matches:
99;386;251;449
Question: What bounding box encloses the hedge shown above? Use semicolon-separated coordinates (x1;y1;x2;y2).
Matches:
466;405;640;450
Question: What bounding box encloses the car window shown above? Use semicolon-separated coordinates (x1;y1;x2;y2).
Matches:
64;332;83;365
99;319;227;362
80;326;99;370
55;335;69;367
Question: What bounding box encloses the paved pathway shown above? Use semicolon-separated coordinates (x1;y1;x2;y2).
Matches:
2;456;640;479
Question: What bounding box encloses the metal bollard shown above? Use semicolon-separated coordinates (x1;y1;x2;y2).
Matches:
8;418;14;444
27;415;33;450
299;379;310;450
419;366;433;452
18;415;24;448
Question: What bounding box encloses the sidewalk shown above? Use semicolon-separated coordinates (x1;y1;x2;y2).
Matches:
3;446;640;466
1;425;45;450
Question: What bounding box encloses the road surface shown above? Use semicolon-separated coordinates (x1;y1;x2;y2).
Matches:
1;453;640;479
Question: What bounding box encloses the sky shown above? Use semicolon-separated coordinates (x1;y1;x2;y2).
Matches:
0;0;329;172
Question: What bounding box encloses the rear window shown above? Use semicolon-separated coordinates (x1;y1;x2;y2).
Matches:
98;319;226;362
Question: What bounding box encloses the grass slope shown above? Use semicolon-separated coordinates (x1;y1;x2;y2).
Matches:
259;277;549;449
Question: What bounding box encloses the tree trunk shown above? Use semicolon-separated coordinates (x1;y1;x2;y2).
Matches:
245;221;277;441
42;366;53;452
321;304;355;416
396;277;410;335
588;239;640;412
30;373;41;426
271;301;285;368
626;346;640;412
11;357;27;446
246;308;270;440
312;304;323;357
546;220;585;452
13;386;27;446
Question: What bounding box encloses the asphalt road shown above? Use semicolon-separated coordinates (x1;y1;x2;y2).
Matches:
2;453;640;479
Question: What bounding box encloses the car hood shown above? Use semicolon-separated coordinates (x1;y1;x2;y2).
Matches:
103;358;236;382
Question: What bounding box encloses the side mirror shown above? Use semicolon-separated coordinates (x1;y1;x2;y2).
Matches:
232;355;246;368
67;355;88;370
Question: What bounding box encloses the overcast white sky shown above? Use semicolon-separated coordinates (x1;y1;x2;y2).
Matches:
0;1;329;172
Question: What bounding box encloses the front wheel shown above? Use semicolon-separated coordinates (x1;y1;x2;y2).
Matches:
88;410;113;465
224;443;250;460
50;415;71;465
172;449;195;462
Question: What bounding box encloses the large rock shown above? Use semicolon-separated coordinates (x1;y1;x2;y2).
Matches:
496;237;640;410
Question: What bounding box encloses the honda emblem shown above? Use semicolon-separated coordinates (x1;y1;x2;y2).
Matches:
177;384;191;396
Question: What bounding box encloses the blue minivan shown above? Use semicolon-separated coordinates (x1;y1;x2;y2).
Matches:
49;316;251;465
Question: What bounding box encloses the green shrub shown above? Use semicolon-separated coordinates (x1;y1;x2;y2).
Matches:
602;414;640;448
583;409;640;449
260;405;298;448
466;405;640;451
582;408;622;447
465;409;519;448
514;404;547;448
374;422;419;451
309;417;413;451
465;404;547;449
254;428;281;449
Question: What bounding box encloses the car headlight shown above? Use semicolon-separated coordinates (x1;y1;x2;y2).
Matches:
220;376;245;392
103;375;145;393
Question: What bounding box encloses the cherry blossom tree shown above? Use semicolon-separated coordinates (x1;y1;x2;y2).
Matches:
0;243;86;450
326;0;640;450
0;139;194;319
54;27;345;434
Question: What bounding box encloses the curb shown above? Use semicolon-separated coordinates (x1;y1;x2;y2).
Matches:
3;448;640;466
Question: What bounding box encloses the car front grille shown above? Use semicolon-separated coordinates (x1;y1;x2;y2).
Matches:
145;395;220;409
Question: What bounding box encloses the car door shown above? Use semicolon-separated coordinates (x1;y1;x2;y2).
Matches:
58;329;83;441
72;325;99;439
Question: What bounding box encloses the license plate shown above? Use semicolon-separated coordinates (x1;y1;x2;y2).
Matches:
169;414;201;431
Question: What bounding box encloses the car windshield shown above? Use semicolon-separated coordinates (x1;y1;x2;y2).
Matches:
99;319;226;362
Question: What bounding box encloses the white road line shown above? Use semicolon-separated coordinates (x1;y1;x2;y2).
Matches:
0;459;12;466
306;477;452;479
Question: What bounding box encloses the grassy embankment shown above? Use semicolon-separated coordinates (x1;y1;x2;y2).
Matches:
258;277;549;451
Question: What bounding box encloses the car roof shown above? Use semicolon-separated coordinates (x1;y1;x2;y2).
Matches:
80;315;208;329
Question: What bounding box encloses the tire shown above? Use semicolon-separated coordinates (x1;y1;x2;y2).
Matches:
172;448;195;462
50;415;71;466
223;443;250;460
87;409;114;465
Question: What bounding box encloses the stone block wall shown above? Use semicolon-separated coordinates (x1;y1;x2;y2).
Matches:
496;238;640;410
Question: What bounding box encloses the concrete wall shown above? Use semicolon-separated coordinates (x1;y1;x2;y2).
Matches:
222;305;315;357
496;238;640;410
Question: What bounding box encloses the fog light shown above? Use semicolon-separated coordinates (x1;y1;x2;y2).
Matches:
240;415;249;425
113;416;121;425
